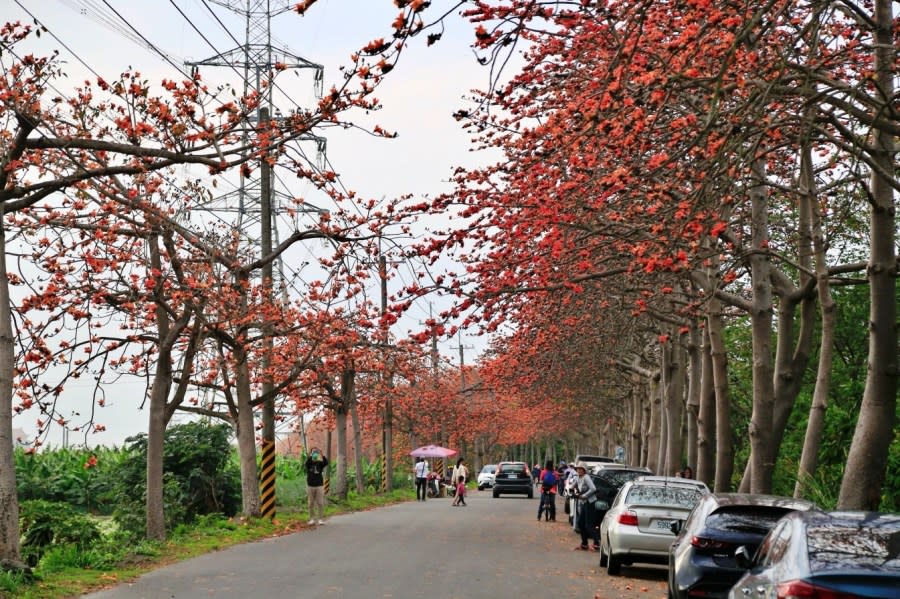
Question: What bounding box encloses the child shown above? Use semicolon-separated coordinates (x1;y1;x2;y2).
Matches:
452;475;467;506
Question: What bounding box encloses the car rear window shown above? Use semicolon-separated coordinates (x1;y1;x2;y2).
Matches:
625;485;702;508
596;470;647;488
706;507;794;535
499;463;527;473
807;524;900;571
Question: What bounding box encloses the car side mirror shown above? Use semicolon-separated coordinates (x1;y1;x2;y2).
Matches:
670;520;683;535
734;545;753;570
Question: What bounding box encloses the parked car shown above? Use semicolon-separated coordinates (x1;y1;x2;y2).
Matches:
492;461;533;498
477;464;497;490
574;454;616;470
729;510;900;599
599;477;706;575
668;493;817;599
569;466;653;529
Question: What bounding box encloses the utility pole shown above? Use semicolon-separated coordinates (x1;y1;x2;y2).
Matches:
187;0;325;520
379;253;394;492
451;330;474;459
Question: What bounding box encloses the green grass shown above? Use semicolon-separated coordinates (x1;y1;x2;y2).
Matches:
2;489;412;599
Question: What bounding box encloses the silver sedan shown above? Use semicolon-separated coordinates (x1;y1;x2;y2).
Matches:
599;477;707;575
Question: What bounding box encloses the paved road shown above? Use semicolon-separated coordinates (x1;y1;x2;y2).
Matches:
82;489;667;599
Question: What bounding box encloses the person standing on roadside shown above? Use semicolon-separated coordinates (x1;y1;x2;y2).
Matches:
414;457;429;501
573;462;600;551
305;447;329;525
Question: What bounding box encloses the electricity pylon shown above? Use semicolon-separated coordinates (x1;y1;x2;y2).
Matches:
187;0;326;520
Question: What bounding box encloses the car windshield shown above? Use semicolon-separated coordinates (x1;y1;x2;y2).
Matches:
706;507;793;535
481;465;496;474
499;463;527;473
625;485;702;508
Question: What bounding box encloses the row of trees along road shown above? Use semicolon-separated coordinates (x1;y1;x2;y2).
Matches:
1;0;896;572
0;1;441;568
407;0;897;509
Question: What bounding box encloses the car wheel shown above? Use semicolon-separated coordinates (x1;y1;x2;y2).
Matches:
478;485;484;491
528;490;533;499
492;490;499;498
606;551;621;576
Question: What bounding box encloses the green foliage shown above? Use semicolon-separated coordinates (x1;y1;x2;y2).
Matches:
109;422;241;538
15;446;123;514
722;285;900;510
19;500;101;567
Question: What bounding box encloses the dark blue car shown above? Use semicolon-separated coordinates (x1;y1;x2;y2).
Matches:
668;493;816;599
729;510;900;599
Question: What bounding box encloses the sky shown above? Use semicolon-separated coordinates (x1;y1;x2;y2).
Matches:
4;0;499;447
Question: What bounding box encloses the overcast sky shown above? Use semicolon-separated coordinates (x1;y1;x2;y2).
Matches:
5;0;497;447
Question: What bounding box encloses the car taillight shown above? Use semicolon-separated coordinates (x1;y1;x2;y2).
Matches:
776;580;861;599
618;510;639;526
690;536;729;550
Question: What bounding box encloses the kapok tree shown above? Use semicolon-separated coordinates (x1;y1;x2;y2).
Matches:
409;0;896;503
0;3;429;558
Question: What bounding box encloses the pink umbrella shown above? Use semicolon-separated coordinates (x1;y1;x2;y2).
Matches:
409;444;458;458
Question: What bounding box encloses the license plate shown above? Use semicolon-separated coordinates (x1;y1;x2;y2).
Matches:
654;519;674;530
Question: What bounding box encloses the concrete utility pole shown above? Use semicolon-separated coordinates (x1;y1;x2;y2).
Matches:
451;331;474;459
187;0;325;519
379;254;394;492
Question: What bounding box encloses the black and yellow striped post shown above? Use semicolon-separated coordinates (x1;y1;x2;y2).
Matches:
380;453;387;493
324;466;331;495
259;439;276;519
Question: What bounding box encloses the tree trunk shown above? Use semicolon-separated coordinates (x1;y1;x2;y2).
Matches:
696;328;717;486
146;375;168;541
646;375;662;473
334;405;348;500
838;0;897;510
235;354;261;517
795;142;836;498
685;321;701;475
665;337;686;476
745;159;776;495
350;384;364;495
640;385;651;468
145;237;172;541
707;295;734;492
630;390;643;466
0;225;22;564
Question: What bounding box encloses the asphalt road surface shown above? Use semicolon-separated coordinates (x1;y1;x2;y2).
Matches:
82;489;668;599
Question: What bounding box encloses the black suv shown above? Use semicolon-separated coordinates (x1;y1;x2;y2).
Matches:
492;461;534;498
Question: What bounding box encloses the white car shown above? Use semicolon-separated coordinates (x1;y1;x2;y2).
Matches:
599;477;707;575
477;464;497;490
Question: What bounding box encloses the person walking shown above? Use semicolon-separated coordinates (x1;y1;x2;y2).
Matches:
414;457;429;501
573;462;600;551
304;447;329;525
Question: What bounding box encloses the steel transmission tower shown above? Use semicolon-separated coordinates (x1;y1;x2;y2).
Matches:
187;0;326;254
187;0;326;519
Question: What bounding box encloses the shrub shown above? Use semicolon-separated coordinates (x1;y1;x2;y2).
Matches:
109;422;240;537
19;500;101;567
